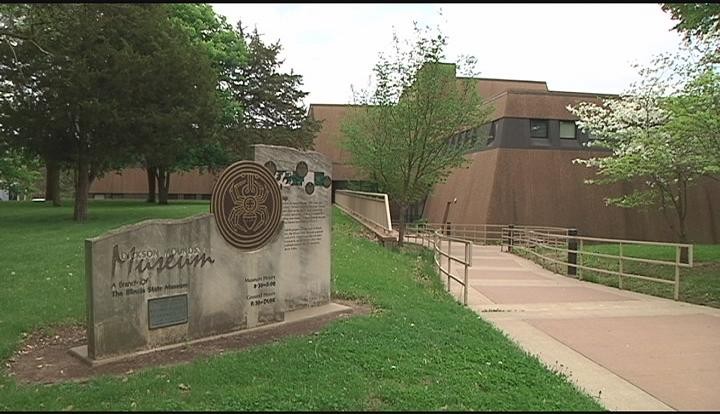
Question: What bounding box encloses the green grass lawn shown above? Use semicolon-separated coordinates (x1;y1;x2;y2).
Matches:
0;201;602;410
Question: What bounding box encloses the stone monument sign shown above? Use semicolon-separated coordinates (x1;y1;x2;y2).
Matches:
252;144;332;312
72;146;334;363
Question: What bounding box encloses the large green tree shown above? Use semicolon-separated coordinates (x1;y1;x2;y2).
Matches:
139;4;246;204
662;3;720;42
227;26;321;158
660;2;720;174
662;3;720;67
0;4;221;220
127;27;222;205
118;4;225;205
1;4;72;206
665;68;720;168
1;4;117;218
341;23;491;245
137;9;321;203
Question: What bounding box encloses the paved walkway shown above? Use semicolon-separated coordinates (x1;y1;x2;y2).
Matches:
439;244;720;411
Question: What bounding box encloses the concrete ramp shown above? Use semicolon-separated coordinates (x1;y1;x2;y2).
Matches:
441;244;720;411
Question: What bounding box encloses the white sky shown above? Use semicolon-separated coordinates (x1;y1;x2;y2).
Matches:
211;3;685;106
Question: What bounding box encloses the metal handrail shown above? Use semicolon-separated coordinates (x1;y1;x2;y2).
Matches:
399;223;568;247
397;222;569;233
398;221;694;301
516;229;694;250
510;229;693;266
402;227;472;305
514;233;676;284
505;227;693;300
402;223;506;245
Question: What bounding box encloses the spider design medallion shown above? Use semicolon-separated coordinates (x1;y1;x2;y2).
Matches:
211;161;282;250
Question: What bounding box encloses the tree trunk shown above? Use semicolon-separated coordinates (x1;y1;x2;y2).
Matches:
45;159;62;206
678;216;689;264
73;158;90;222
157;167;170;205
398;204;408;247
146;166;157;203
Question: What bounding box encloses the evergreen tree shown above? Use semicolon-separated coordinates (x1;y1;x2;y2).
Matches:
227;26;321;158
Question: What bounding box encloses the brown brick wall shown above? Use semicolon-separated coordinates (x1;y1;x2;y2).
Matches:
309;104;362;181
90;168;218;196
424;148;720;243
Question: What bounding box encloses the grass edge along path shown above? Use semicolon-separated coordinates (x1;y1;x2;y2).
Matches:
582;244;720;308
0;201;603;410
515;240;720;308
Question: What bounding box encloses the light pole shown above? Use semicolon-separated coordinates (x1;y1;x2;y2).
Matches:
442;197;457;235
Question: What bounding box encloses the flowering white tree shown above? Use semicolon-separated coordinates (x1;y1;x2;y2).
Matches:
568;48;718;243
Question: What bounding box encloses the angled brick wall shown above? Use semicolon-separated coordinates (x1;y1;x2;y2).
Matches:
425;148;720;243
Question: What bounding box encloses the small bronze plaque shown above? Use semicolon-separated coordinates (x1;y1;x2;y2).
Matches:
211;161;282;251
148;294;188;330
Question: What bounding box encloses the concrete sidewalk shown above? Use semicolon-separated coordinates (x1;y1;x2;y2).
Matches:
441;244;720;411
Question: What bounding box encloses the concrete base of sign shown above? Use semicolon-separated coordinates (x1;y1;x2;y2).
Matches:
69;302;351;367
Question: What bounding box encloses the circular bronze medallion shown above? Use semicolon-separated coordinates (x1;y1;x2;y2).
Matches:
295;161;308;178
211;161;282;251
305;182;315;195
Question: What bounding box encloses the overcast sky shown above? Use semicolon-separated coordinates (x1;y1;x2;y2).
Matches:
211;3;685;106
